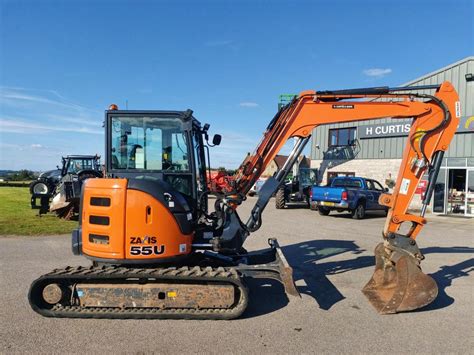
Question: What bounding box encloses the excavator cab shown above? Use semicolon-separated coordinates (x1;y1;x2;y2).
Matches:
106;109;209;212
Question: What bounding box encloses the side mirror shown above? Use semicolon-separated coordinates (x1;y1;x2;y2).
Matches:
212;134;222;146
384;187;389;192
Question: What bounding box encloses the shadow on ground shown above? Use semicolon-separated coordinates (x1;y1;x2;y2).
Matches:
243;241;474;318
326;211;388;219
418;246;474;312
243;239;370;318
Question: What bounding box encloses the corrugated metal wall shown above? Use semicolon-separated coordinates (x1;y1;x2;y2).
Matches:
311;57;474;160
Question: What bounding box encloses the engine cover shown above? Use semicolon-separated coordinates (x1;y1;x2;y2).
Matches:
80;178;193;263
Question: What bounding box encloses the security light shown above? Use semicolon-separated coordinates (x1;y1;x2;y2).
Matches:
465;73;474;82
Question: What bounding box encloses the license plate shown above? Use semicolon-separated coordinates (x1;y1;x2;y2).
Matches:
321;201;335;206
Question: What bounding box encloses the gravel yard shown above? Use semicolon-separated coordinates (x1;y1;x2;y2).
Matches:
1;197;473;353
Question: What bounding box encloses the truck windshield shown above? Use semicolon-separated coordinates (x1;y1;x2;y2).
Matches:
110;115;190;171
333;179;362;188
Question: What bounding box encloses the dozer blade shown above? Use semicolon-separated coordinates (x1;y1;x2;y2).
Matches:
362;242;438;314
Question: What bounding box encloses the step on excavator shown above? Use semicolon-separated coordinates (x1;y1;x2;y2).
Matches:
29;81;460;319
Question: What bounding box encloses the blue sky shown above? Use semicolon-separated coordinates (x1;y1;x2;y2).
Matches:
0;0;472;170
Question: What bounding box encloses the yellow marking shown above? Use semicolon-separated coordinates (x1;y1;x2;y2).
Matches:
167;291;177;298
465;116;474;130
413;128;424;143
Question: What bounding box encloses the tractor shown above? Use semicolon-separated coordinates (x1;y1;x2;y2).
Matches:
30;155;102;219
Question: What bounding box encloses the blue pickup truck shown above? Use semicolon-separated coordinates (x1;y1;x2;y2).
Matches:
310;177;389;219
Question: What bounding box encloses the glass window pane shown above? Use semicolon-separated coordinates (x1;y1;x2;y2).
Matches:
349;128;356;144
329;130;337;146
171;133;189;171
467;170;474;216
145;128;163;170
373;180;384;191
110;116;189;171
366;180;374;190
433;168;446;213
338;129;349;145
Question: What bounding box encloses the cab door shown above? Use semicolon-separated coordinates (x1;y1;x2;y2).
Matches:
366;179;385;210
364;180;376;210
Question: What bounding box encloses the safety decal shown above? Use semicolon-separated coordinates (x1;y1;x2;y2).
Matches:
400;178;410;195
455;101;461;118
332;104;354;109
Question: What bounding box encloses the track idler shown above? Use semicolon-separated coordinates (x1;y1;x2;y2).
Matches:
362;234;438;314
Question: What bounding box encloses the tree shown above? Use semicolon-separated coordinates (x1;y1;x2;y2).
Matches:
9;169;36;181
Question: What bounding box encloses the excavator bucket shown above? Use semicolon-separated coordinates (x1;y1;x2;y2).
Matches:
362;243;438;314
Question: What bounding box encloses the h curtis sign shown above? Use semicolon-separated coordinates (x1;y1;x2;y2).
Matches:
358;116;474;139
358;121;412;139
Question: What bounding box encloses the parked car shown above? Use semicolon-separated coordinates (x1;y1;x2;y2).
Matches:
310;176;389;219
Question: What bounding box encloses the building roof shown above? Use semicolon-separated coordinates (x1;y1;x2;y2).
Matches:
273;155;311;169
273;155;288;169
402;56;473;86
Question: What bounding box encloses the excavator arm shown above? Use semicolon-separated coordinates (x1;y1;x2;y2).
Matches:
223;81;460;313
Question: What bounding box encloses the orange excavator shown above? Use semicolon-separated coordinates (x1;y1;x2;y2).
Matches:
29;81;460;319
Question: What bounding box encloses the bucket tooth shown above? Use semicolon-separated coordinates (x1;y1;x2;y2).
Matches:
362;242;438;314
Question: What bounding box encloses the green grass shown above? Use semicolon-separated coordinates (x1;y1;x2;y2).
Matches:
0;187;77;236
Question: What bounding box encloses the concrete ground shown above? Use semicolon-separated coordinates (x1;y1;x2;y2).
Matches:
1;198;473;354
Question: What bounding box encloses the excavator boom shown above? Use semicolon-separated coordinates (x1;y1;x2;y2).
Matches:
228;81;460;313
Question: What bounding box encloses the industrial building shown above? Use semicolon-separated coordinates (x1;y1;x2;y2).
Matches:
310;56;474;216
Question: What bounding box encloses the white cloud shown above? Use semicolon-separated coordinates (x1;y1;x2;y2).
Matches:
0;118;102;135
0;87;98;112
0;87;102;135
0;87;104;170
363;68;392;78
239;102;259;108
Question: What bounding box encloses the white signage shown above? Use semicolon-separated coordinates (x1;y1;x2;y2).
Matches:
358;121;412;139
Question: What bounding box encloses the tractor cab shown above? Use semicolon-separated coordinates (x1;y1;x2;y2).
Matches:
298;167;318;188
61;155;101;176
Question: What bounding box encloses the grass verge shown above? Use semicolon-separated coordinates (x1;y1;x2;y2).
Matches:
0;187;77;236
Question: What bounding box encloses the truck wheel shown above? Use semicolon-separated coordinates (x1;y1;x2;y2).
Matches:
275;188;286;209
318;206;330;216
351;203;366;219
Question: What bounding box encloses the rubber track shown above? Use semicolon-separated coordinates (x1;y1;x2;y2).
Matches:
29;265;249;320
